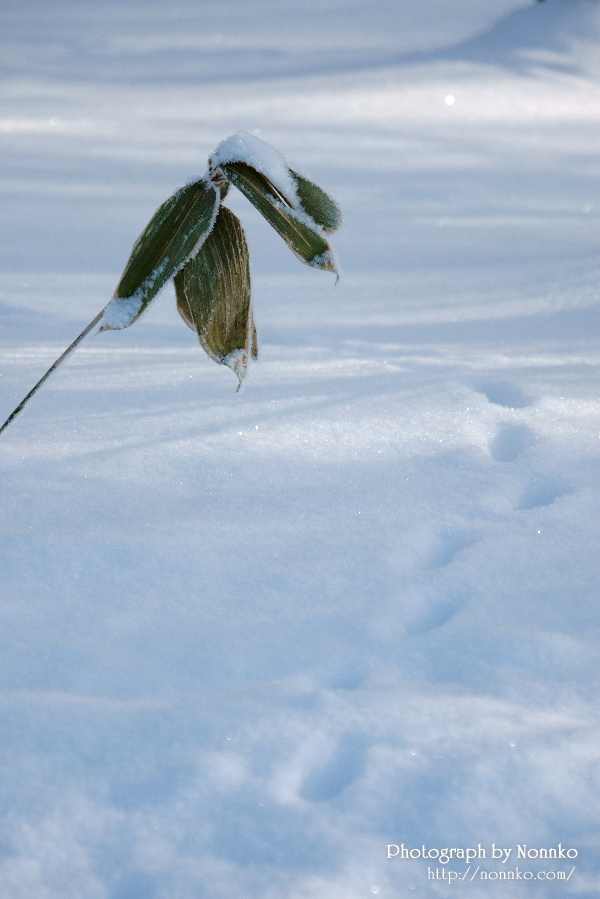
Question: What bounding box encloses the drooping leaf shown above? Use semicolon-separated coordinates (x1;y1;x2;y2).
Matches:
102;180;220;330
221;162;337;274
174;206;257;388
289;171;342;233
1;133;343;439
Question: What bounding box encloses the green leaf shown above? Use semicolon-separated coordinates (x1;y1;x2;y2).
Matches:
174;206;257;388
221;162;337;274
103;180;219;330
289;171;342;233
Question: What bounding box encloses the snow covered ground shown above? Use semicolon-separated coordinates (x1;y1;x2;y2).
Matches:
1;0;600;896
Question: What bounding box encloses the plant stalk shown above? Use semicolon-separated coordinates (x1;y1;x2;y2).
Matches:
0;307;106;437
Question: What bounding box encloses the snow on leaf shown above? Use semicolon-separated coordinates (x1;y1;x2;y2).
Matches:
103;180;220;330
289;171;342;233
210;130;298;207
221;161;337;274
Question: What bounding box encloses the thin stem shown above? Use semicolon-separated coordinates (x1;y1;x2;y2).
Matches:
0;307;106;437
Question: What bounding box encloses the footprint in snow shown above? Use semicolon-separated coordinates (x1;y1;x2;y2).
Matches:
385;529;476;636
490;423;535;463
475;379;533;409
299;733;368;802
389;526;478;573
319;658;370;691
403;591;468;636
420;530;478;570
517;475;571;510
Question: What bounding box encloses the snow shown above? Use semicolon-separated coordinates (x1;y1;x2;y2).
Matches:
1;1;600;897
101;294;144;330
223;347;250;390
210;131;339;275
210;130;299;206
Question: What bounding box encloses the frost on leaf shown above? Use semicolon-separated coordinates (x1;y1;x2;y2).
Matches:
210;130;341;235
289;171;342;233
174;206;257;389
220;161;337;274
1;134;341;437
102;180;220;330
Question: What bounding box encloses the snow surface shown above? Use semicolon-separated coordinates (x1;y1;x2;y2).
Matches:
1;1;600;897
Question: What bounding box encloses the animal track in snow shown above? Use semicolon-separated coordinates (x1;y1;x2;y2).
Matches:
404;591;468;636
476;380;533;409
517;475;571;510
389;526;477;573
386;529;476;636
320;658;370;691
299;733;367;802
421;530;477;570
490;423;535;463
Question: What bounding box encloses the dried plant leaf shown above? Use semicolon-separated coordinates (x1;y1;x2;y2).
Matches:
103;180;220;330
1;134;342;438
174;206;257;388
221;162;337;273
289;171;342;233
